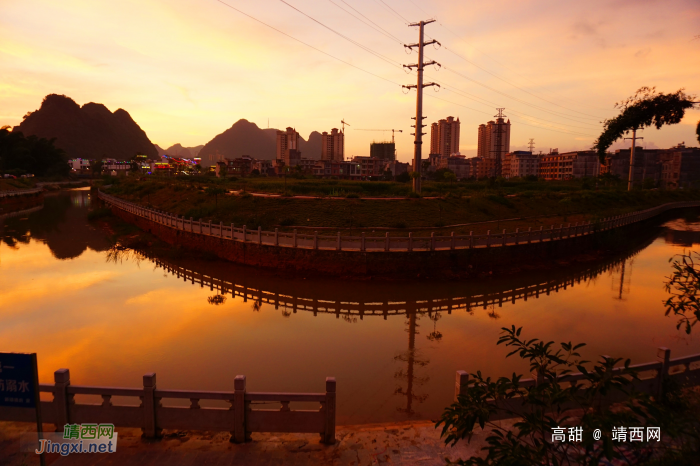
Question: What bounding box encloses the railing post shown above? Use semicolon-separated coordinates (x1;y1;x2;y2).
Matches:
53;369;71;431
361;232;366;252
656;347;671;399
486;230;490;248
233;375;247;443
323;377;336;444
455;370;469;401
293;229;297;248
408;232;413;251
142;373;159;438
275;228;279;246
515;228;519;245
242;225;247;243
502;229;506;247
220;221;223;237
314;231;318;250
528;227;532;244
469;231;473;249
230;223;234;239
430;232;435;251
190;217;194;232
337;232;341;251
385;232;390;252
199;218;203;234
209;220;212;235
258;226;262;245
450;231;455;250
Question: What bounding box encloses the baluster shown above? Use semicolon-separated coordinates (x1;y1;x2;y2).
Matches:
190;398;201;409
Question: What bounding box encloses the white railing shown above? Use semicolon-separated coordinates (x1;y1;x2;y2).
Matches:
98;191;700;253
0;369;336;444
454;348;700;421
0;188;43;198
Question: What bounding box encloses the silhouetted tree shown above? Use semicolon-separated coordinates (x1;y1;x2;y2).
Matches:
593;87;697;163
0;128;69;177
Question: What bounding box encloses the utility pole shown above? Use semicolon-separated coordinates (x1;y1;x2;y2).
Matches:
528;138;535;153
624;129;643;191
403;20;440;194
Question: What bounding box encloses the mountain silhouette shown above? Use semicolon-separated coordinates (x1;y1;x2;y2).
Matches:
198;119;322;165
13;94;158;161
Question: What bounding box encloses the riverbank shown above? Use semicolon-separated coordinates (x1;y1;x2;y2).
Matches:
103;178;700;234
0;419;493;466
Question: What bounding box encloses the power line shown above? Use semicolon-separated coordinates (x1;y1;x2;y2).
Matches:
215;0;402;86
442;66;602;127
429;22;612;114
425;94;597;137
424;72;601;132
440;46;603;120
279;0;403;68
332;0;405;44
376;0;410;24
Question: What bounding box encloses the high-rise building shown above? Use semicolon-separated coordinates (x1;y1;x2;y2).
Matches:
276;127;299;165
370;142;395;161
429;116;460;161
322;128;344;162
477;117;511;161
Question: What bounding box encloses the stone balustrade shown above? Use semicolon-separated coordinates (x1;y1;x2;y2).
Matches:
454;348;700;421
0;370;336;444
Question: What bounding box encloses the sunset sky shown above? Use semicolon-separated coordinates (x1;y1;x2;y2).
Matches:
1;0;698;161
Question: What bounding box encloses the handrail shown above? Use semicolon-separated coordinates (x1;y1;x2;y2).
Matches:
0;188;43;198
98;190;700;254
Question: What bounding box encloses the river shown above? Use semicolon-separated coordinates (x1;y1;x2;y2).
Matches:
1;189;699;425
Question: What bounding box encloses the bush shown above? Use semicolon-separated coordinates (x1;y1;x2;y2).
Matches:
87;207;112;221
437;326;700;465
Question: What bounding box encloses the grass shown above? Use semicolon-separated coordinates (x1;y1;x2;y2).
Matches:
103;177;700;235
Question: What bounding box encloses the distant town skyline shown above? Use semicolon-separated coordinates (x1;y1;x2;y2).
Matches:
1;0;698;163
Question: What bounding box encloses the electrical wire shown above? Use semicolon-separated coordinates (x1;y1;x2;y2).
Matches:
375;0;410;25
279;0;403;68
332;0;405;45
214;0;402;87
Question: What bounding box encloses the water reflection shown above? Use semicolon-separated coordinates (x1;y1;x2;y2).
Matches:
1;189;109;260
1;192;699;424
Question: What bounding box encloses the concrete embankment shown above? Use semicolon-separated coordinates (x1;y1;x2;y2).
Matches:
106;198;697;278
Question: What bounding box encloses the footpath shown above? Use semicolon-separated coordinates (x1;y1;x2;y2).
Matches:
0;419;496;465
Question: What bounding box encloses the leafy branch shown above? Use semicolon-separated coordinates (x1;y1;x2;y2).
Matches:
664;251;700;334
593;87;697;164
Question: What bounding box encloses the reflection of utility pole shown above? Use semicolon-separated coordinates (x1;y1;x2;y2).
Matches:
612;258;634;300
395;309;429;415
403;20;440;195
624;129;643;191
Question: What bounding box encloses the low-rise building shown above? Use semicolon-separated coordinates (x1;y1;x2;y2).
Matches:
439;155;471;180
502;151;539;179
659;144;700;189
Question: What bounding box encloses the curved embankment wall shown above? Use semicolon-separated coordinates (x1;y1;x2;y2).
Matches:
0;189;44;214
101;192;700;278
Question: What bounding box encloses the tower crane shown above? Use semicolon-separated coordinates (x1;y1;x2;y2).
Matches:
355;128;403;143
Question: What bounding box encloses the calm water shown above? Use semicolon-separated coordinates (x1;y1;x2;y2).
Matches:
1;189;699;425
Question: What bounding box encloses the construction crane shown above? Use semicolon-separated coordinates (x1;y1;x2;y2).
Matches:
341;119;350;133
355;128;403;143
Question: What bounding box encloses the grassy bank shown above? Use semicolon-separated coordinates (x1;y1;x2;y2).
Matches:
103;177;700;235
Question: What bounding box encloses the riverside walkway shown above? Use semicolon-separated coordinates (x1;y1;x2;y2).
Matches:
98;191;700;253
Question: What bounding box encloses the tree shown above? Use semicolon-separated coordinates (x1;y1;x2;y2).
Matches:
90;159;104;178
205;186;226;207
0;128;69;177
665;251;700;334
593;87;697;164
444;171;457;186
437;326;700;465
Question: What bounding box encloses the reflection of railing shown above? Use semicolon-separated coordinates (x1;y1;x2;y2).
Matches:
99;190;700;252
149;256;631;318
0;369;336;443
0;204;43;220
454;348;700;421
0;188;43;198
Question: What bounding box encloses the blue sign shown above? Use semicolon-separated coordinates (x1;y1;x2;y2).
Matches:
0;353;37;408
